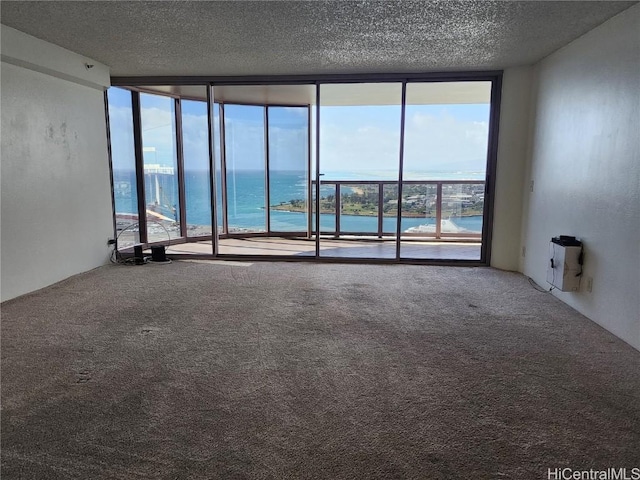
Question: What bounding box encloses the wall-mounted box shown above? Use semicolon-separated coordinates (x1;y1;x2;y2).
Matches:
546;237;583;292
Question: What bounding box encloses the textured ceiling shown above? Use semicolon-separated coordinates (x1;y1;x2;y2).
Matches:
1;1;636;77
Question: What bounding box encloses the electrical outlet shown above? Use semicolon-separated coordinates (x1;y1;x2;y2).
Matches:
530;180;534;192
586;277;593;293
521;246;526;257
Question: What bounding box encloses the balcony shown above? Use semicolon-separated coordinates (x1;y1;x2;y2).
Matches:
307;179;483;240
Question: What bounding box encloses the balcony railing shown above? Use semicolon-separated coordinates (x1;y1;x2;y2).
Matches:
309;179;485;240
116;178;485;247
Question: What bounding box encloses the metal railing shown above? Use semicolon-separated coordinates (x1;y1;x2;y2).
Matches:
116;179;485;249
310;179;485;239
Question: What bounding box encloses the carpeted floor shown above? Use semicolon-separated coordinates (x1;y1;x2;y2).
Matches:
2;261;639;479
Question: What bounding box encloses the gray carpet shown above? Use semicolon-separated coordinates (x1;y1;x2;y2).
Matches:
2;261;639;479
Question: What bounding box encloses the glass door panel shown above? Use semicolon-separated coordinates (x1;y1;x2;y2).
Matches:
107;87;139;249
223;104;266;234
140;93;181;244
213;103;223;235
268;106;309;233
400;82;491;260
318;83;402;259
181;98;212;238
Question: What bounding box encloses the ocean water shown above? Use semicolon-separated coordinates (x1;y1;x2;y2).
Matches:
113;170;484;233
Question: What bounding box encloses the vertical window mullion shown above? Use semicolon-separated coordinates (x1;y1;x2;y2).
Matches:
131;90;148;244
175;97;187;239
207;85;219;255
481;76;502;265
314;83;321;258
395;81;407;260
104;90;118;247
219;103;229;235
265;106;271;233
307;105;313;238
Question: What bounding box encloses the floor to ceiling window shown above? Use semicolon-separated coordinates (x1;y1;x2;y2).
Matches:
107;74;499;263
213;85;314;256
317;83;402;259
213;102;223;234
268;106;309;233
139;92;182;244
181;97;212;238
107;87;139;248
223;104;267;234
399;81;491;260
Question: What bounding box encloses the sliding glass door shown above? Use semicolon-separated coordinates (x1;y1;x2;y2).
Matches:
268;106;309;234
317;83;402;259
181;98;212;238
107;87;139;248
223;104;267;234
399;82;491;260
139;93;182;244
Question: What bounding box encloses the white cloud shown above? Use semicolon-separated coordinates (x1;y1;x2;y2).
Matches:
109;105;135;170
270;125;308;170
182;112;209;170
320;122;400;173
139;107;177;165
402;111;489;172
318;107;489;175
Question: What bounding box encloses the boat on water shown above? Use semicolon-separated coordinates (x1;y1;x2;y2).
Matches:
404;218;467;234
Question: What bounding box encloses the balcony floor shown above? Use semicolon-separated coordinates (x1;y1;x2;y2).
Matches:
162;237;481;260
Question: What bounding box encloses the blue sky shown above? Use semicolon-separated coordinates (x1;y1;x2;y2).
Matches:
108;86;490;175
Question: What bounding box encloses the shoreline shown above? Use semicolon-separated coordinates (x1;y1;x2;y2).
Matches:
269;206;483;219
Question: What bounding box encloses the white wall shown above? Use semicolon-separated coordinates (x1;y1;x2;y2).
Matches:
521;5;640;350
1;26;113;301
490;67;533;271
